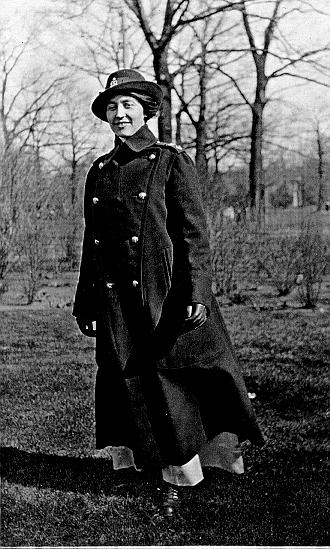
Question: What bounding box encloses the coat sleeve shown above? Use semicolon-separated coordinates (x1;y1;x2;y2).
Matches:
166;150;212;313
72;165;98;319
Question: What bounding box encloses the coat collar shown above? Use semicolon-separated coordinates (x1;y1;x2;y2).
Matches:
114;124;157;152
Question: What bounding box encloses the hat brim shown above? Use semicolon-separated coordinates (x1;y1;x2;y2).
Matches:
91;80;163;122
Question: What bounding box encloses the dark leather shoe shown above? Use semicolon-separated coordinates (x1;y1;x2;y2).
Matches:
162;485;180;517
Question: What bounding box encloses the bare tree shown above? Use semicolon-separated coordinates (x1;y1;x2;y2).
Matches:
216;0;330;225
0;23;64;285
40;0;149;90
123;0;241;142
53;95;99;268
313;117;329;211
172;19;216;180
172;14;250;183
26;0;330;221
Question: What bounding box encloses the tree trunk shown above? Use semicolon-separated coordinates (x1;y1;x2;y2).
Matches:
195;124;208;188
175;110;182;145
249;55;267;227
68;158;78;268
66;233;78;269
316;125;325;211
249;102;265;225
195;45;208;188
153;47;172;142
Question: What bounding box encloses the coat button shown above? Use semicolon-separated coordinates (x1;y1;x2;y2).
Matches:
132;280;139;288
99;162;104;169
94;239;100;245
149;153;156;160
131;236;139;244
138;192;146;200
93;197;99;204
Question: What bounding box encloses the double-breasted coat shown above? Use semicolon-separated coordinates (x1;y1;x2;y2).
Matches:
73;124;263;467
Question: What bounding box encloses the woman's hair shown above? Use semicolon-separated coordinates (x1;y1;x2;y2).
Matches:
129;92;160;120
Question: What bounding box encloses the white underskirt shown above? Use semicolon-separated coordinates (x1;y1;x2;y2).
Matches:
94;432;244;486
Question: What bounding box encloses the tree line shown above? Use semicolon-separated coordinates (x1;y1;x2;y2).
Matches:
0;0;329;299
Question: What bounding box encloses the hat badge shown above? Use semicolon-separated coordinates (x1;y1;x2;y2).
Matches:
109;77;118;88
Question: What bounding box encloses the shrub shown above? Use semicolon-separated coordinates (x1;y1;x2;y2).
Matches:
17;214;49;304
209;213;252;299
0;206;19;290
208;207;327;307
296;222;328;308
253;233;302;296
270;184;292;209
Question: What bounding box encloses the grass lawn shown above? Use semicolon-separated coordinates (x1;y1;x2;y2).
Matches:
0;303;329;546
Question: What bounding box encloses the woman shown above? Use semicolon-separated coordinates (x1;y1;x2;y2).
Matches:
73;69;263;517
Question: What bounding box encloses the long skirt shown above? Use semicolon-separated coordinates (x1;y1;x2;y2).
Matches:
94;282;263;479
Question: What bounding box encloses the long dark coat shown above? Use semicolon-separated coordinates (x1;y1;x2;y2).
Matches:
73;125;263;467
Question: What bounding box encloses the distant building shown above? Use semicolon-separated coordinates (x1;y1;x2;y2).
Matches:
223;206;235;220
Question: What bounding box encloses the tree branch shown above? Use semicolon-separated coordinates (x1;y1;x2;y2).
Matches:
271;72;330;87
264;0;282;53
217;67;253;108
269;47;330;78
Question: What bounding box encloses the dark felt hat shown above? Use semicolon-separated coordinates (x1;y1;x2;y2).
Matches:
91;69;163;121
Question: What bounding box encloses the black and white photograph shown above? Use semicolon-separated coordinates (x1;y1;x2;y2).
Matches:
0;0;329;546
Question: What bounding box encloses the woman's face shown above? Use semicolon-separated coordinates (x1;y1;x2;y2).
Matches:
106;94;145;137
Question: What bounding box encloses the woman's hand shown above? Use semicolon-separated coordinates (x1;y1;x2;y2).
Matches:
76;317;97;337
184;303;207;331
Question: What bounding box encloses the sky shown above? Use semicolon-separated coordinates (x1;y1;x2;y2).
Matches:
4;0;330;36
3;0;330;87
4;0;330;51
2;0;330;145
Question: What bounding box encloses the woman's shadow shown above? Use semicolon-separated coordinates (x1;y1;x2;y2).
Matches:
0;446;161;496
